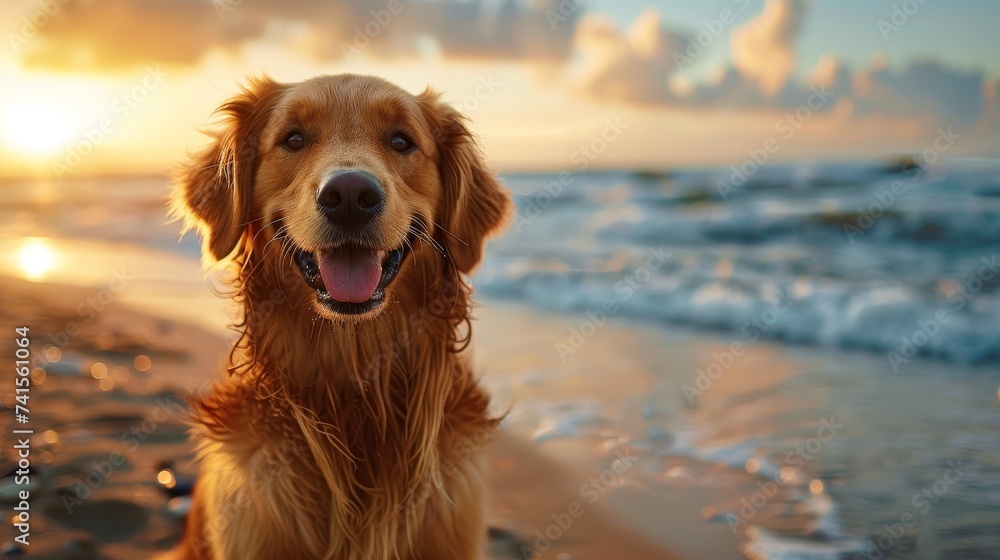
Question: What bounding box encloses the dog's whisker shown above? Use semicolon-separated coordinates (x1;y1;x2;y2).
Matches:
260;225;289;254
393;201;447;257
423;216;469;248
249;216;285;245
412;229;445;256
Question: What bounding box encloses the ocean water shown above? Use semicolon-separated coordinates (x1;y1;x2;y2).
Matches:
2;160;999;559
477;159;1000;367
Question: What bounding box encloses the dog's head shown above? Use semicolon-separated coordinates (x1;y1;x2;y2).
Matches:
173;74;510;320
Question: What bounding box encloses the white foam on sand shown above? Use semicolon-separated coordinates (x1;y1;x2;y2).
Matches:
667;422;869;560
743;526;869;560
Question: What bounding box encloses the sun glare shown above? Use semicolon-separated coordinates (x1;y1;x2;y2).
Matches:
18;238;56;281
1;99;81;156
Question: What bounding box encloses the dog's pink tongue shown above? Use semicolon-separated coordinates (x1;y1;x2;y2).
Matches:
318;247;383;304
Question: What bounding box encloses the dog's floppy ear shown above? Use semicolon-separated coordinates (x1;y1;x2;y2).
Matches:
419;90;511;274
171;76;287;262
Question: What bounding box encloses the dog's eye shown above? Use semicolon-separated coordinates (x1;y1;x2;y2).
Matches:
389;133;414;153
285;132;305;150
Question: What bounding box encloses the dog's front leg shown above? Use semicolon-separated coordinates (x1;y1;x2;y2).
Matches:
414;453;490;560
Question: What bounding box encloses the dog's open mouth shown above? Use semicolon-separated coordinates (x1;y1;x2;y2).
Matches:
293;226;417;315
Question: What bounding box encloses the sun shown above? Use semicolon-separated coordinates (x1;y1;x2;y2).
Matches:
17;238;57;281
1;98;81;157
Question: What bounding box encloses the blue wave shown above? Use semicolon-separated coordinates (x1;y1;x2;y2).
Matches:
478;160;1000;366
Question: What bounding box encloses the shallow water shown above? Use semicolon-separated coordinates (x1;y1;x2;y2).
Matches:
480;307;1000;560
660;344;1000;559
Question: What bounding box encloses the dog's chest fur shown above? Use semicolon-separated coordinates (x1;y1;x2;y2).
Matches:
187;347;494;560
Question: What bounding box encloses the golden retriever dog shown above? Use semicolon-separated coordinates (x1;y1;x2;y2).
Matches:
168;74;511;560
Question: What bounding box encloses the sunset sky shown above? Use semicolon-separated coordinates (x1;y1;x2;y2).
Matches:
0;0;998;178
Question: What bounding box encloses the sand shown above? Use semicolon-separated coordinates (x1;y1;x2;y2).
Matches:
474;306;750;560
0;275;751;559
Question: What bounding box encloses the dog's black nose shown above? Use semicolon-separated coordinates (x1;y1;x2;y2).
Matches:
317;170;385;229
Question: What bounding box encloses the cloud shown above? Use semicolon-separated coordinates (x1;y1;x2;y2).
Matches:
566;2;990;132
18;0;259;69
414;0;577;60
808;55;852;99
730;0;808;96
18;0;577;70
984;71;1000;124
14;0;995;135
685;66;769;108
851;59;985;127
570;9;691;104
569;0;815;109
682;56;986;128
